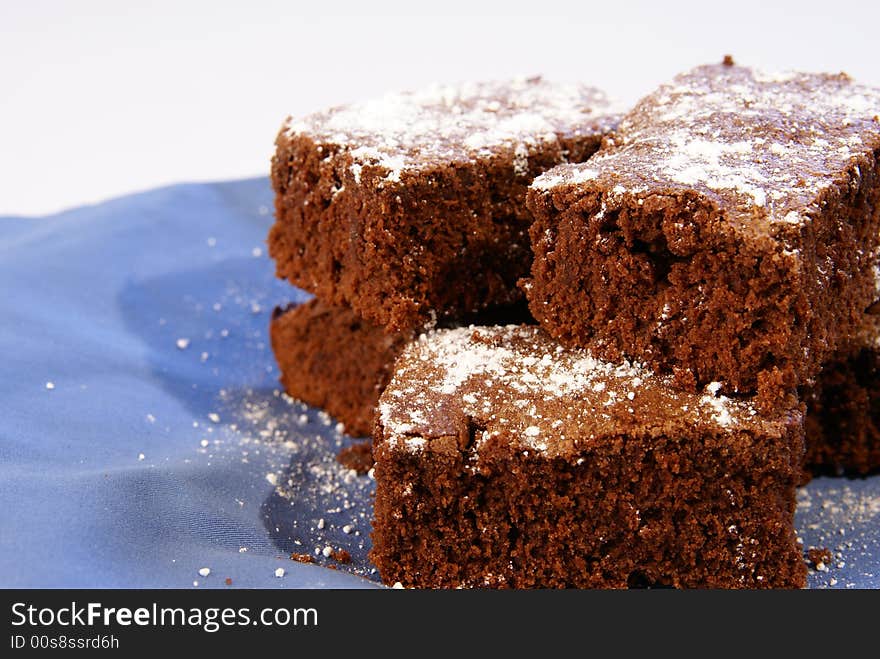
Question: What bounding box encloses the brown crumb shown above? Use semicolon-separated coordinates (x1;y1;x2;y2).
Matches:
336;441;374;475
331;549;352;564
290;552;316;564
225;577;233;586
806;546;833;568
671;366;697;393
722;54;735;66
756;366;798;416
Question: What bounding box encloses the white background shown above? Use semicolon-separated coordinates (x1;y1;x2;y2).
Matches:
2;0;878;216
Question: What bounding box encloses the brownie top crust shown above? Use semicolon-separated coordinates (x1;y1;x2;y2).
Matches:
280;77;620;184
533;63;880;236
378;325;800;459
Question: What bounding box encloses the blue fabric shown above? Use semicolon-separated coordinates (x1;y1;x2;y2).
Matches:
0;178;877;588
0;179;376;588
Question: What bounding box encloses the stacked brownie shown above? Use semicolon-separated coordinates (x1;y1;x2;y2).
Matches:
371;325;807;588
270;62;880;588
268;78;620;435
523;63;880;479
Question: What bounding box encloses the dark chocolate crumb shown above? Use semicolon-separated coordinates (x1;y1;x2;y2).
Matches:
225;577;233;586
672;366;697;393
806;546;833;569
290;552;316;564
331;549;352;564
722;54;735;66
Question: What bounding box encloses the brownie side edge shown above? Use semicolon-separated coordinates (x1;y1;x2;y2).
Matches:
269;299;409;437
370;417;806;589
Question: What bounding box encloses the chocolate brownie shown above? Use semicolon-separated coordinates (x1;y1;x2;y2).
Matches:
525;62;880;401
270;299;409;437
370;325;806;588
269;78;619;332
270;298;533;437
804;315;880;477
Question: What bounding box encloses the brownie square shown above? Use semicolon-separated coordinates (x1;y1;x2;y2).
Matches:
370;325;806;588
804;315;880;477
270;298;533;437
269;78;619;332
525;62;880;400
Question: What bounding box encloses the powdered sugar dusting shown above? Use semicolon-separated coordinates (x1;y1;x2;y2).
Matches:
700;382;734;427
533;63;880;232
283;78;620;185
533;166;599;190
379;325;772;455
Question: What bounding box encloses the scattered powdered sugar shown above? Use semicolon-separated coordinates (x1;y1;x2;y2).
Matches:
531;172;565;191
700;383;734;427
797;483;880;588
154;275;381;586
380;325;764;454
348;146;408;184
750;69;801;85
206;388;377;583
284;78;620;185
532;63;880;233
533;166;599;190
430;335;517;396
512;142;530;176
658;136;769;207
